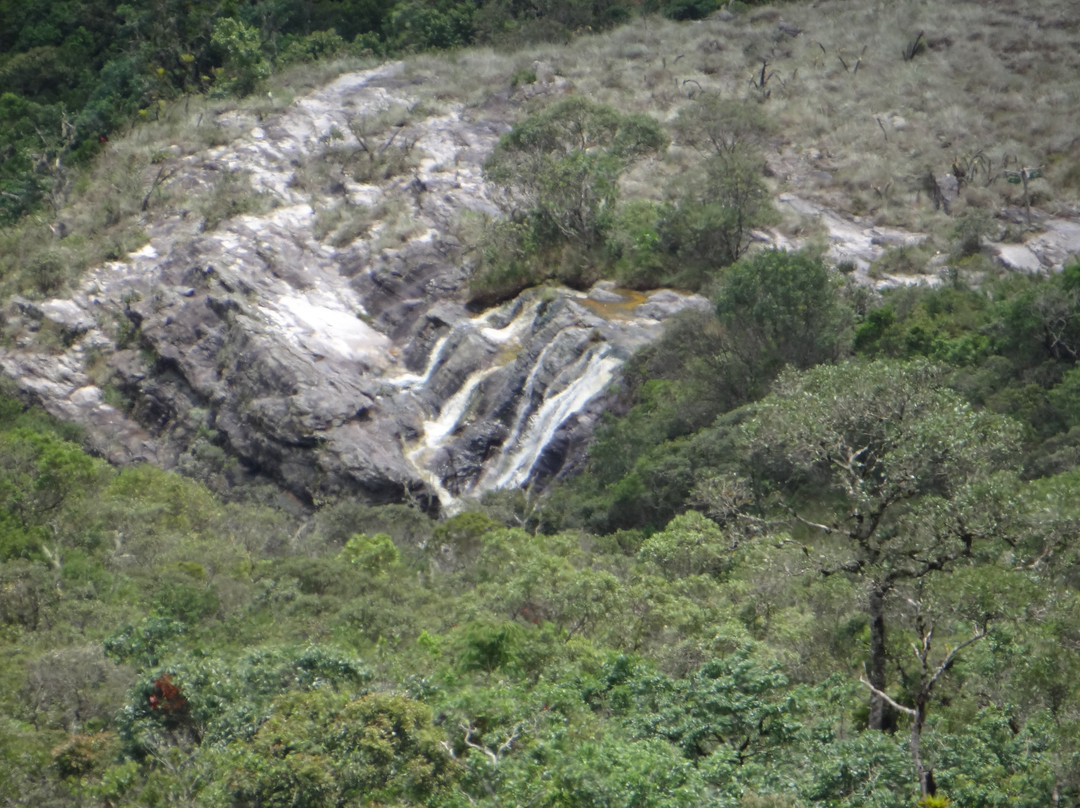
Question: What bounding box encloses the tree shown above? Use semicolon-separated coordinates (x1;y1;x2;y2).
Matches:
485;96;667;248
715;247;849;385
0;427;103;567
214;690;460;808
604;651;797;768
1002;260;1080;363
638;510;732;580
672;94;774;156
210;17;270;97
662;147;774;273
385;0;476;51
739;360;1022;732
859;601;989;798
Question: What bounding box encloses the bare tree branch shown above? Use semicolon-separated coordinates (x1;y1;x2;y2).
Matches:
924;626;988;693
460;722;523;767
858;667;917;717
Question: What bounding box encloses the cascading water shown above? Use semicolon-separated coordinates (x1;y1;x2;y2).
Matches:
390;296;541;508
477;346;621;493
0;63;709;512
383;283;709;510
406;363;503;507
385;298;539;393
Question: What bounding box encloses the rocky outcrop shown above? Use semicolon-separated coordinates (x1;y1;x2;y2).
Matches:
0;65;708;511
992;217;1080;273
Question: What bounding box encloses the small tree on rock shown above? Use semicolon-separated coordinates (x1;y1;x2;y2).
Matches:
662;146;774;275
484;96;668;248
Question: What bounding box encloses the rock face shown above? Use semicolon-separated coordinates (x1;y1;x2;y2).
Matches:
0;65;708;511
992;218;1080;273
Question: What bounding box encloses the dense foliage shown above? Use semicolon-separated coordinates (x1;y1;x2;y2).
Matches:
475;96;670;300
472;92;780;302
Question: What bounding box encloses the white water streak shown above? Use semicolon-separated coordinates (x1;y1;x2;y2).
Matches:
384;298;539;390
480;348;621;493
403;298;542;506
483;333;578;481
428;364;501;446
385;332;452;390
407;363;504;507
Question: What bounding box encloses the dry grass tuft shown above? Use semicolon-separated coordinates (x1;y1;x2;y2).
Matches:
410;0;1078;250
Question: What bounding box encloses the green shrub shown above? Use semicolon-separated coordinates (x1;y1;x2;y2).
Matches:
950;208;996;258
210;18;270;97
485;96;667;246
340;533;400;575
638;510;730;579
386;1;476;52
510;67;537;88
662;0;720;20
869;243;932;277
715;247;849;377
673;95;774;155
607;199;673;288
279;30;347;65
458;619;526;673
661;148;774;279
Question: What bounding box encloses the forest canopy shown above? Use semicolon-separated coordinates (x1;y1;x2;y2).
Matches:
4;265;1080;807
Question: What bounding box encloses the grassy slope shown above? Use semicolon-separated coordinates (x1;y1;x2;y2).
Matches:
404;0;1079;227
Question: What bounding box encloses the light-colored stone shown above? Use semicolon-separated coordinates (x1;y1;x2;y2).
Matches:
994;243;1044;273
0;64;705;512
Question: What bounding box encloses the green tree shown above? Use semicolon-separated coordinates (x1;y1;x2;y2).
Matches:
672;94;774;156
715;247;849;385
998;260;1080;363
340;532;400;575
600;650;798;769
638;510;732;580
210;17;270;96
385;0;476;51
214;690;460;807
662;147;774;275
0;427;102;566
740;360;1022;734
485;96;667;248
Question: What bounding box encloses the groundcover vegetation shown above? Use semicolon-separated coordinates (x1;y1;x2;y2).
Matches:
5;251;1080;804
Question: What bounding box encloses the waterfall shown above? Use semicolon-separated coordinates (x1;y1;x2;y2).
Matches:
494;335;572;460
384;297;539;391
477;346;621;493
400;296;541;507
387;283;707;510
385;331;451;390
406;363;503;508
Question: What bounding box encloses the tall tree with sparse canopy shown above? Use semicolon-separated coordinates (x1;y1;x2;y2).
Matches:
739;359;1022;733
